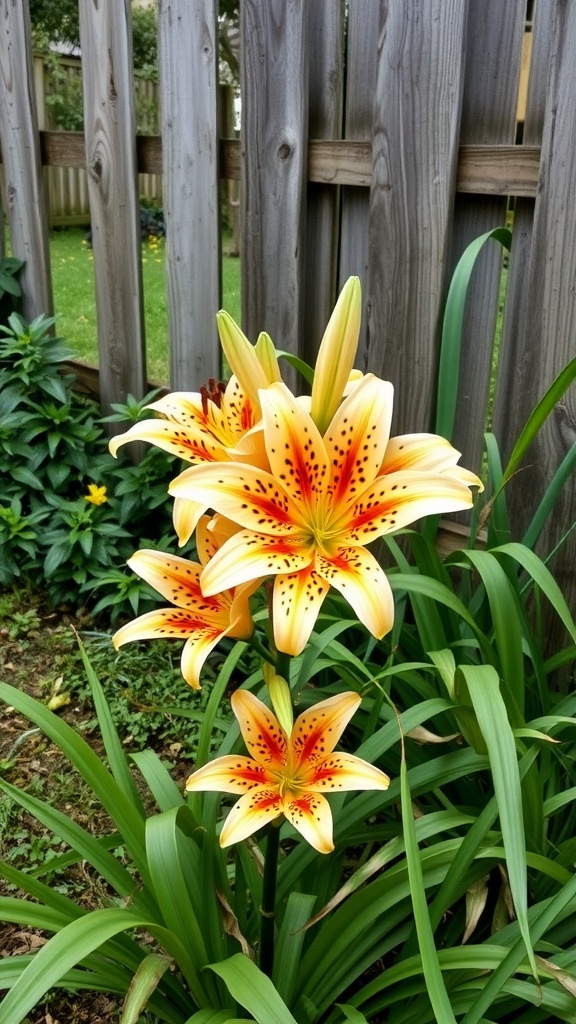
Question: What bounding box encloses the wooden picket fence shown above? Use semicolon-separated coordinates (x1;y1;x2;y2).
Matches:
0;0;575;616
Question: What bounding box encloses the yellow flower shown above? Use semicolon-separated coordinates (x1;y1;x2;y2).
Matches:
113;517;259;689
84;483;108;506
186;689;390;853
170;376;482;656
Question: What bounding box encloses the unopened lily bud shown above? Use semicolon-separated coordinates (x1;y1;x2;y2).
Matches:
263;663;293;736
216;311;269;409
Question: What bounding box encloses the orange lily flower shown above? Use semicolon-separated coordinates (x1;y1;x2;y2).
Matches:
170;375;482;655
108;378;269;545
112;517;258;689
186;689;390;853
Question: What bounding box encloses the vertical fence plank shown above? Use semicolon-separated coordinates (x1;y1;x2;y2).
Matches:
493;0;555;453
366;0;468;435
338;0;380;356
158;0;220;389
240;0;308;379
78;0;146;413
494;0;576;613
449;0;526;474
0;0;52;320
302;0;344;367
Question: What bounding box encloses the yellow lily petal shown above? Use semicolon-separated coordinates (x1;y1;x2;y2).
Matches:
304;752;390;792
291;691;361;765
216;311;270;409
219;789;284;847
185;755;273;794
310;276;362;435
323;374;393;508
173;497;207;547
284;791;334;854
200;529;312;596
272;565;330;656
170;462;303;536
112;608;225;689
381;432;463;473
341;471;479;543
315;547;394;640
260;383;329;516
231;689;288;767
109;416;228;462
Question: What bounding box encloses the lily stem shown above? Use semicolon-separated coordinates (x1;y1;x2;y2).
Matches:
275;650;291;681
248;635;277;667
259;820;281;978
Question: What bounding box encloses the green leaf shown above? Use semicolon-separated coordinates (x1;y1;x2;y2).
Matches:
78;638;145;813
131;748;186;811
335;1005;370;1023
502;357;576;486
145;806;221;1003
400;757;458;1024
208;955;299;1024
0;682;150;889
0;908;198;1024
120;953;172;1024
461;665;538;981
272;893;316;1006
436;227;512;440
494;542;576;644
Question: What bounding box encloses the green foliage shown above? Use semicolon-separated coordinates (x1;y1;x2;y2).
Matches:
0;314;185;619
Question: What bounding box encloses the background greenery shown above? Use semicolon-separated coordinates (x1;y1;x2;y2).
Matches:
50;227;241;384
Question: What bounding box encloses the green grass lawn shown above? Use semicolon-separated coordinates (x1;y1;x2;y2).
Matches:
49;227;241;383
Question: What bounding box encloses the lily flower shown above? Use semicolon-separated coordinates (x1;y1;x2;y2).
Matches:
186;689;390;853
170;376;482;656
108;378;269;545
112;517;259;689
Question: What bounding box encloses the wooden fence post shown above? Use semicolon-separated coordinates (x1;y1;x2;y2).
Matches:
0;0;53;321
78;0;146;415
158;0;221;390
240;0;308;385
366;0;468;436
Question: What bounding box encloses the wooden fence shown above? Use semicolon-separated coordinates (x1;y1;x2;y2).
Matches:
0;0;575;617
31;52;163;225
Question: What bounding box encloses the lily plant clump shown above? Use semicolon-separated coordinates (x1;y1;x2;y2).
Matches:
110;277;482;855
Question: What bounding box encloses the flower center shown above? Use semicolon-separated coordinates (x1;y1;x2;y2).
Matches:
199;377;226;415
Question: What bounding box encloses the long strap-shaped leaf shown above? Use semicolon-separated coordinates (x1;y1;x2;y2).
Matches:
435;227;512;441
208;954;299;1024
0;681;150;889
0;908;202;1024
400;757;458;1024
461;665;538;984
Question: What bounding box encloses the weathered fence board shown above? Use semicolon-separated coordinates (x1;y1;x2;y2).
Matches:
240;0;308;380
337;0;380;357
495;0;576;610
158;0;220;389
302;0;343;365
0;0;52;320
450;0;526;476
78;0;146;414
366;0;468;436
